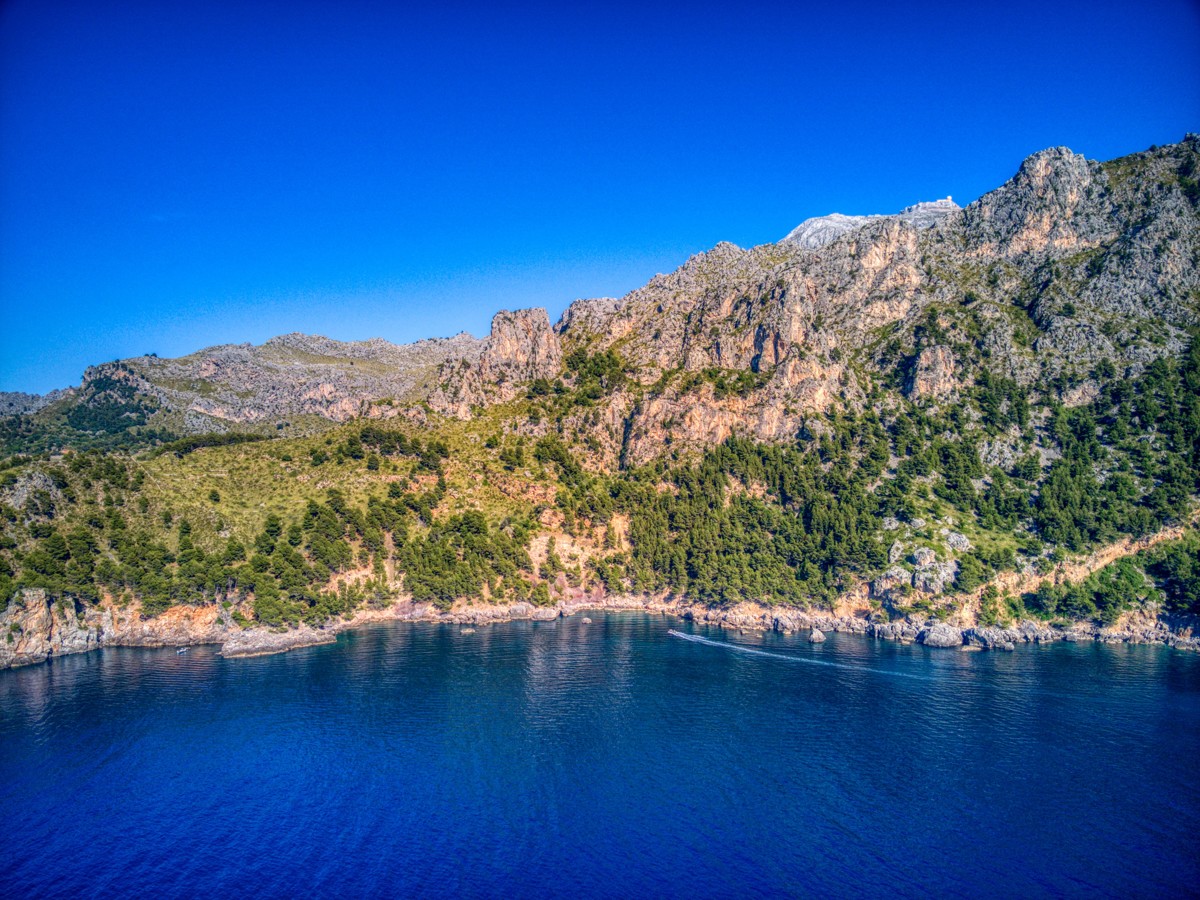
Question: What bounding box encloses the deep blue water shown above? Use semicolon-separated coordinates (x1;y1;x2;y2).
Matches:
2;614;1199;898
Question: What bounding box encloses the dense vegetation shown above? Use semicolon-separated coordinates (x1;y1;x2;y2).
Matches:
1;331;1198;633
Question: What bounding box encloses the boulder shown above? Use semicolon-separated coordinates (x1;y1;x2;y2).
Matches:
945;531;971;552
919;623;964;648
871;622;920;642
912;547;937;567
809;629;826;643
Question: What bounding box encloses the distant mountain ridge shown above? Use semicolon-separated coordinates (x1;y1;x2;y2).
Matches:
780;197;959;248
4;134;1199;459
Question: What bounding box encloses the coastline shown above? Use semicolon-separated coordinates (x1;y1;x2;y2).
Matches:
3;585;1197;672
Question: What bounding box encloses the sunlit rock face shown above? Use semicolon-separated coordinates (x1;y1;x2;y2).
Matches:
780;197;959;249
16;136;1200;461
430;308;563;417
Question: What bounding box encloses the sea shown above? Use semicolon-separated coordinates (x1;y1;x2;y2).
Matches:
2;613;1198;898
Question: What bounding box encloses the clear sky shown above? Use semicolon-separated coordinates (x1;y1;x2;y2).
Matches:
1;0;1198;393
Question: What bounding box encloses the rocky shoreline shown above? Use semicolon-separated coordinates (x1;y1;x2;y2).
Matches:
2;587;1197;671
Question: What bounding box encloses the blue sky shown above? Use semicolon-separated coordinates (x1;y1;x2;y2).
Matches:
1;0;1198;393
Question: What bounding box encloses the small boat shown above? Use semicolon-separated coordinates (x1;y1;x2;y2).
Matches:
176;647;189;654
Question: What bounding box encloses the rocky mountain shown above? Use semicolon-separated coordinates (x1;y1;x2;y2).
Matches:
3;331;483;450
0;390;70;417
430;308;563;417
420;136;1200;467
2;134;1199;669
781;197;959;248
8;135;1198;462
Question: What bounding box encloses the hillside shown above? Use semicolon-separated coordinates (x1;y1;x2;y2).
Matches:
2;134;1199;666
0;332;482;453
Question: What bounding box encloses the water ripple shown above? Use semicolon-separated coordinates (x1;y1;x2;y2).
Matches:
0;614;1197;898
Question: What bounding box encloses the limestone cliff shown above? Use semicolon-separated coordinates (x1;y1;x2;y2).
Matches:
7;136;1199;460
465;135;1200;463
430;308;563;417
0;589;231;669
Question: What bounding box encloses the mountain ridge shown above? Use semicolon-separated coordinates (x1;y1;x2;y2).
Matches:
1;134;1198;668
8;134;1198;455
781;197;959;248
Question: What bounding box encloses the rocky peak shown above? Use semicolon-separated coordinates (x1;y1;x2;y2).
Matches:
780;198;959;249
430;308;563;417
556;297;625;337
477;308;563;384
783;212;878;249
961;146;1113;257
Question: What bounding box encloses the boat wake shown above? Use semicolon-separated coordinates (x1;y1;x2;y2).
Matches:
667;630;930;680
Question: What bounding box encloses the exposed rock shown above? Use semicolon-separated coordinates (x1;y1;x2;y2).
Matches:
1;470;62;514
220;625;337;658
43;332;483;433
962;147;1111;258
430;309;562;416
912;547;937;567
0;389;70;416
888;540;906;564
914;562;958;595
945;531;971;552
5;586;1199;672
1061;380;1101;407
809;628;826;643
871;566;911;602
0;589;230;669
919;623;964;648
980;431;1024;470
872;621;921;642
906;346;957;400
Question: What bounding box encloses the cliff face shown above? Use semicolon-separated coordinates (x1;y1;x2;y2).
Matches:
0;589;231;669
430;136;1200;464
430;308;563;417
5;137;1198;458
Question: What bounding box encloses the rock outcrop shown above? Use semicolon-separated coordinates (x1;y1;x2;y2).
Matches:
430;309;562;417
919;623;964;648
906;346;957;400
0;589;230;669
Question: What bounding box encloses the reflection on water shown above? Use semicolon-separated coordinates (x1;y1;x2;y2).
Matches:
1;613;1198;898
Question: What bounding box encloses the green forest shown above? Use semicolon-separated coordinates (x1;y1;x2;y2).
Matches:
2;333;1199;634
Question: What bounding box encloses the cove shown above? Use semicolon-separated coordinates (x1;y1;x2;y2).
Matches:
2;613;1198;898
